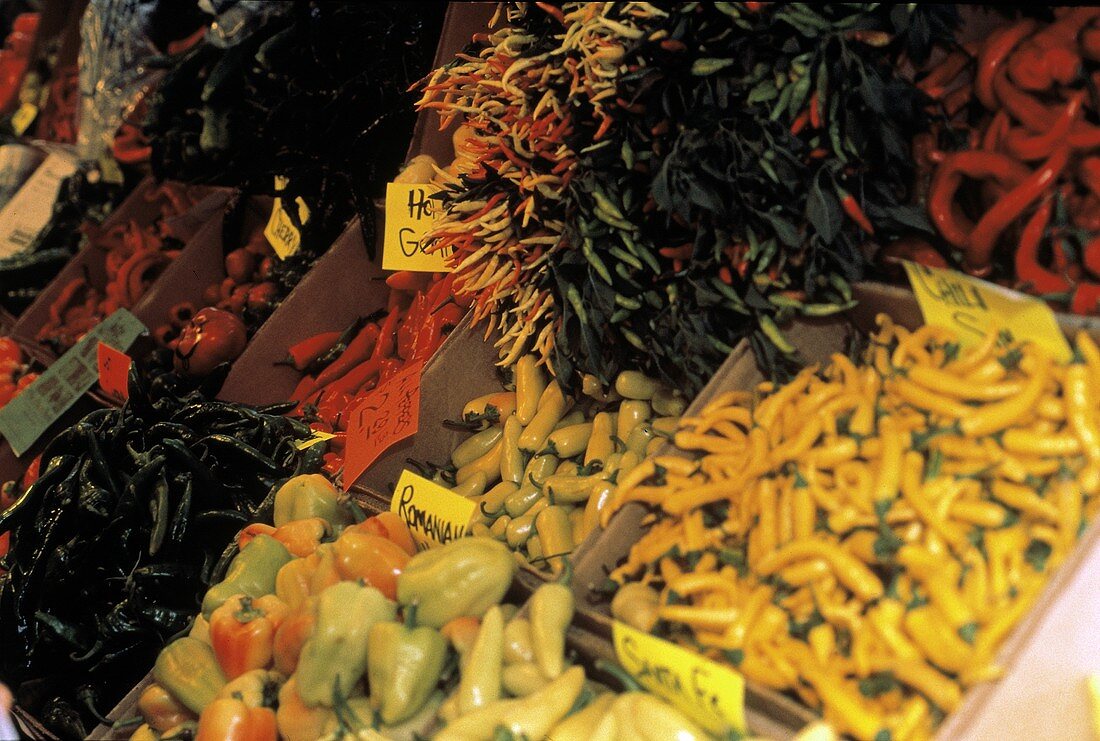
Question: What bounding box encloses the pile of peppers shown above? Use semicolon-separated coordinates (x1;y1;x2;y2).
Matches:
36;182;203;352
287;271;467;476
132;479;727;741
0;364;322;739
901;8;1100;313
35;63;78;144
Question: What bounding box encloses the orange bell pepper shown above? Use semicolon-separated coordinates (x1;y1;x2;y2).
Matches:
138;682;196;732
196;697;277;741
238;523;277;549
271;517;330;558
210;594;289;679
348;511;417;555
273;598;316;676
332;530;410;599
275;677;332;741
308;543;342;595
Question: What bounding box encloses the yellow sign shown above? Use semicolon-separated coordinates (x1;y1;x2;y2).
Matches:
11;102;36;136
390;469;476;551
265;176;311;259
382;182;452;272
294;430;336;451
612;620;745;735
904;261;1072;362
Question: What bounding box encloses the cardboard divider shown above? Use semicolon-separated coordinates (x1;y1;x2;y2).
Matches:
217;217;388;406
10;178;229;359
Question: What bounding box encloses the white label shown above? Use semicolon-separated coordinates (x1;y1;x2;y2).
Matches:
0;151;78;258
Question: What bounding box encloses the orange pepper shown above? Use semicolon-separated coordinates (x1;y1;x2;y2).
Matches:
209;594;289;679
275;677;332;741
271;517;330;558
273;598;316;676
138;683;195;732
238;523;277;549
196;697;277;741
308;544;342;595
332;530;410;600
347;511;417;555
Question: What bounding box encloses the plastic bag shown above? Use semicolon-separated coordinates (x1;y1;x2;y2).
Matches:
200;0;292;49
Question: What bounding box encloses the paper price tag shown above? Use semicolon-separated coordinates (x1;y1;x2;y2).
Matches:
96;342;132;402
0;309;145;455
344;361;425;485
265;176;311;260
612;621;746;735
11;102;36;136
382;182;452;272
390;469;476;550
0;150;78;259
295;430;336;451
904;261;1072;362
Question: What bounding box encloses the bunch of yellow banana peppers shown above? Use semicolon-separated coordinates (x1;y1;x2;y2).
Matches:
127;472;727;740
435;355;685;573
607;316;1100;741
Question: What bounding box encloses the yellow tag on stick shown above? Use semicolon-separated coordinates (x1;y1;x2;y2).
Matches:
903;261;1072;362
612;620;746;735
382;182;452;272
265;176;310;259
294;430;336;451
390;469;477;551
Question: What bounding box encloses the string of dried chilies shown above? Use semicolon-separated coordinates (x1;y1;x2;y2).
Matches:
420;2;956;391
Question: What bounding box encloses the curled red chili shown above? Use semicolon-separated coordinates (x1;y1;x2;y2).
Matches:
1014;200;1070;294
976;20;1037;110
965;145;1070;275
927;151;1030;249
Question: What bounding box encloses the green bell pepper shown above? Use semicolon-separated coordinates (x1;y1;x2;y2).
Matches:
201;534;292;617
153;637;227;714
296;580;396;706
367;614;448;724
273;473;349;527
395;536;516;628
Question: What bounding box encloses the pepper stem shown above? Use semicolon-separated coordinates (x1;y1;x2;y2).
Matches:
594;658;643;693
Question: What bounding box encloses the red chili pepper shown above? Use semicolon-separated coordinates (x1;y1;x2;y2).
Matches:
385;270;430;293
307;321;380;394
976;20;1038;110
1003;94;1083;161
319;358;382;401
966;146;1070;275
837;189;875;236
1083;235;1100;279
1014;200;1070;294
993;70;1058;133
790;110;809;136
878;237;949;273
917;50;971;99
927;151;1031;248
279;331;342;371
809;91;822;129
1071;281;1100;315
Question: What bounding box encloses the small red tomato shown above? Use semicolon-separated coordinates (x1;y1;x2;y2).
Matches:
202;283;222;306
258;256;276;281
173;307;248;376
0;337;22;366
244;230;272;255
224;248;257;284
219;277;237;301
246;282;279;311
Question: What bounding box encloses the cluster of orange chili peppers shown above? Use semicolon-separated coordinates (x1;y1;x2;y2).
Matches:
36;183;201;350
911;9;1100;314
287;271;467;476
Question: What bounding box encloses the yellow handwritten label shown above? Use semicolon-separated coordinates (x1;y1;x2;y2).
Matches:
390;469;476;551
612;621;745;735
294;430;336;451
265;176;310;260
904;261;1072;362
382;182;452;272
11;102;36;136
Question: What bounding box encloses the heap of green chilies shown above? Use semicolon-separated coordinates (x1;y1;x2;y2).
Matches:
421;2;955;391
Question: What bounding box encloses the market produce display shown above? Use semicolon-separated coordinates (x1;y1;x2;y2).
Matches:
35;181;206;351
605;317;1100;740
420;2;952;389
4;4;1100;741
130;493;739;741
430;357;685;573
0;366;322;737
0;12;37;117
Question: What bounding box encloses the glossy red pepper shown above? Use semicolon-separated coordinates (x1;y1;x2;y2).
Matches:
173;308;249;376
1013;200;1070;294
927;151;1030;248
976;20;1037;110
